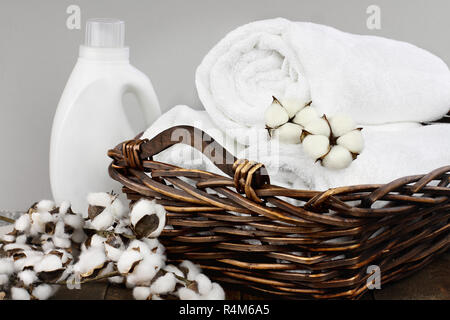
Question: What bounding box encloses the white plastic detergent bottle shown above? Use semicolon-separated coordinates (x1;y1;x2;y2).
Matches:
50;18;161;212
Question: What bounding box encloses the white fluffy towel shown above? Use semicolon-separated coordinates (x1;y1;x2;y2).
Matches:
142;106;450;191
240;123;450;190
141;105;245;176
196;18;450;145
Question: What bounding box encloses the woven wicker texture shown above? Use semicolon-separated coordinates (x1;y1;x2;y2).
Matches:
108;124;449;299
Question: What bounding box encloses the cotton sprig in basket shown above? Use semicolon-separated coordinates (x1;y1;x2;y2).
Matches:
0;193;225;300
265;95;364;169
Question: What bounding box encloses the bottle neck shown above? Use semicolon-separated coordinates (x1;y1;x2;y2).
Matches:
78;45;130;62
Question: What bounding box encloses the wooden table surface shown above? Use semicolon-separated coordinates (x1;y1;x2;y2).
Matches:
52;250;449;300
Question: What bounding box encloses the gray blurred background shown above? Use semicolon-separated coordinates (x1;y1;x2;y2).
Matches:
1;0;449;210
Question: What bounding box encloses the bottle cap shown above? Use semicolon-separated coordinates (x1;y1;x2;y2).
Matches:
85;18;125;48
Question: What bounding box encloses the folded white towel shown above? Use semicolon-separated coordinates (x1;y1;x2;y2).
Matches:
196;18;450;145
141;105;244;175
240;123;450;190
142;106;450;191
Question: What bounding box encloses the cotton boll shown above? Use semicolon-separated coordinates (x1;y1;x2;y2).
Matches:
105;236;125;262
329;114;356;137
3;243;31;252
282;82;311;118
54;220;68;237
34;254;63;273
322;145;353;169
41;233;52;242
204;283;225;300
179;260;201;281
0;258;14;275
90;234;107;248
34;254;64;280
336;129;364;154
0;274;9;286
15;214;31;232
302;134;330;160
128;240;152;257
90;208;114;231
46;249;72;266
73;246;106;277
87;192;113;207
32;284;55;300
1;234;15;243
150;272;176;295
14;251;43;272
133;286;151;300
129;200;155;227
15;234;27;244
29;211;54;236
3;243;27;251
142;238;165;255
115;218;134;237
116;217;131;228
117;249;142;274
195;273;212;296
178;287;200;300
164;265;184;278
292;106;320;127
40;211;55;224
110;198;127;219
29;213;45;235
64;214;84;230
18;270;37;287
272;123;302;144
59;251;73;267
264;98;289;129
52;236;71;249
108;275;124;284
130;200;167;238
11;287;31;300
36;200;55;213
126;254;164;286
281;99;303;119
58;201;72;215
148;204;167;238
41;239;55;252
304;117;331;137
104;242;124;262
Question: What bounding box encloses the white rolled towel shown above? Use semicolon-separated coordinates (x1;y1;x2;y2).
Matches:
196;18;450;145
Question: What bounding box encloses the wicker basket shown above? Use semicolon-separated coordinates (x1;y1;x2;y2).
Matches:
107;124;450;299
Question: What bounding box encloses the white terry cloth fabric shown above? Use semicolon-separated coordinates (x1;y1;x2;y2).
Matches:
240;123;450;190
141;106;449;191
141;105;245;176
196;18;450;145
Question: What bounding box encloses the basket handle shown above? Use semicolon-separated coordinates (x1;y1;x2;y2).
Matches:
108;125;270;192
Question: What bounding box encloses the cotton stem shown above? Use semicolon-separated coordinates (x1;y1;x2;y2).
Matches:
55;271;121;286
0;215;15;224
